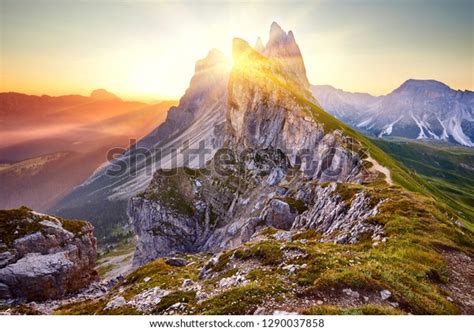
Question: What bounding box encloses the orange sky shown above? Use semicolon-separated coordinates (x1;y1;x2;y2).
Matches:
1;0;472;102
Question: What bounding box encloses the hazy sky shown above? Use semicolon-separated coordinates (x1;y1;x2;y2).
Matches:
1;0;473;101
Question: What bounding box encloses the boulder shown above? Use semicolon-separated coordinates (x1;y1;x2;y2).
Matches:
0;207;98;303
262;199;297;230
380;289;392;300
105;296;127;310
165;257;189;267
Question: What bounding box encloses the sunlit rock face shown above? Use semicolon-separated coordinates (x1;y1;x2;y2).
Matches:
129;23;374;266
134;48;230;153
227;33;362;181
262;22;311;91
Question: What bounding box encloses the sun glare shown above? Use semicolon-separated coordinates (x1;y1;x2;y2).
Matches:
1;1;472;101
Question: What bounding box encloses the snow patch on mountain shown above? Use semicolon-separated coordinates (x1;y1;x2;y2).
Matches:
312;81;474;147
378;116;403;137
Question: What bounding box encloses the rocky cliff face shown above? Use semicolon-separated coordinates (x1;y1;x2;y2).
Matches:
128;154;382;266
227;37;362;182
136;49;229;152
0;207;97;303
128;23;383;266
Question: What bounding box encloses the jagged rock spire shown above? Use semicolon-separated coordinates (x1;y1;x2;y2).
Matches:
266;22;287;50
262;22;310;90
254;37;265;54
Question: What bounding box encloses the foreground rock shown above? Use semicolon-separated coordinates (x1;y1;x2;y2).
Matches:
0;207;98;303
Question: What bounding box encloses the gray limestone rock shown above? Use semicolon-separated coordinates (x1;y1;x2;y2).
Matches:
0;208;97;303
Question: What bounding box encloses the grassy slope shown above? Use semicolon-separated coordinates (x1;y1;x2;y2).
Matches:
54;190;473;315
372;138;474;231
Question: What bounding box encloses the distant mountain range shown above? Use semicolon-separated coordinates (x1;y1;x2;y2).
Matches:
312;80;474;147
0;90;176;211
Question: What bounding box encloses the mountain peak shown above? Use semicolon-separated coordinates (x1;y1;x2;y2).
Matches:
232;38;263;64
270;21;282;30
264;22;300;56
195;48;228;70
183;47;229;106
287;30;296;42
194;48;229;77
269;21;285;43
394;79;452;94
206;48;227;62
262;22;310;90
254;37;265;53
90;89;120;101
232;38;251;55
